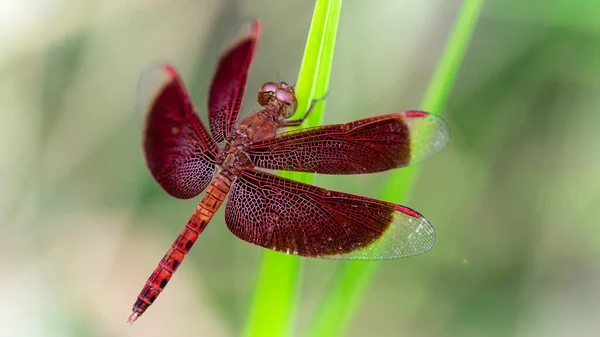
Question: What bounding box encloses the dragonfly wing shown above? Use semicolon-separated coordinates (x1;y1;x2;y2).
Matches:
208;19;261;142
246;111;449;174
138;64;220;199
224;168;435;259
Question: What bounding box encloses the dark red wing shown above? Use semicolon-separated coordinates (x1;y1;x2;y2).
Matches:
208;19;261;142
225;168;435;259
245;111;449;175
139;64;220;199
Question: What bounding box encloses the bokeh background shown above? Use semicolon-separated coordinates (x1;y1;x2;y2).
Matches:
1;0;599;336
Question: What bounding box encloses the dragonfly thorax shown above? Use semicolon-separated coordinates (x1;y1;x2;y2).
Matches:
219;140;253;174
234;108;280;143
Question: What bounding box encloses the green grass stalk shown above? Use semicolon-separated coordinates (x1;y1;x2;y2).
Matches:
303;1;484;336
242;1;342;336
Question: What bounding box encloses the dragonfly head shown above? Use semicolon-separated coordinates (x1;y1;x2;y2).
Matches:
258;82;298;118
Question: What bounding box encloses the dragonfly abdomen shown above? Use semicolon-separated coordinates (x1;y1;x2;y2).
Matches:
127;172;233;323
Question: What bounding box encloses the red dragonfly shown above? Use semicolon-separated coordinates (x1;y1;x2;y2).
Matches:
128;19;449;323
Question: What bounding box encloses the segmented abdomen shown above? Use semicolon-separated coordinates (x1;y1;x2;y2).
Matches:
128;172;233;323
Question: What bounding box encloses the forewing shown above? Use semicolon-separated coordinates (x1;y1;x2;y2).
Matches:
138;64;220;199
246;111;449;174
225;168;435;259
208;19;261;142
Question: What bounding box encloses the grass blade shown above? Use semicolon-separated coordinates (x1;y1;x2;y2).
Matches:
303;1;484;336
242;1;342;336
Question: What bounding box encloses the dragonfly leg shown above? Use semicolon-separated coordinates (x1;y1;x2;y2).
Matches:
281;92;328;127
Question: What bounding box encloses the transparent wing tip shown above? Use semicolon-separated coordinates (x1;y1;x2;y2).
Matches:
222;18;261;55
403;110;450;164
135;63;180;122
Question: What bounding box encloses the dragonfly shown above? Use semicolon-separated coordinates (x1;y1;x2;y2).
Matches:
128;19;449;324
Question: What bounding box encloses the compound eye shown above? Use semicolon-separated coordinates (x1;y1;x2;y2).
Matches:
259;82;279;94
257;82;280;105
275;88;298;117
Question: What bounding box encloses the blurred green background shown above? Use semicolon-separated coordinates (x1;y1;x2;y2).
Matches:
1;0;599;336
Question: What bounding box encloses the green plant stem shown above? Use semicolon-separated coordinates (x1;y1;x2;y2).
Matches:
303;1;484;337
243;1;342;336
